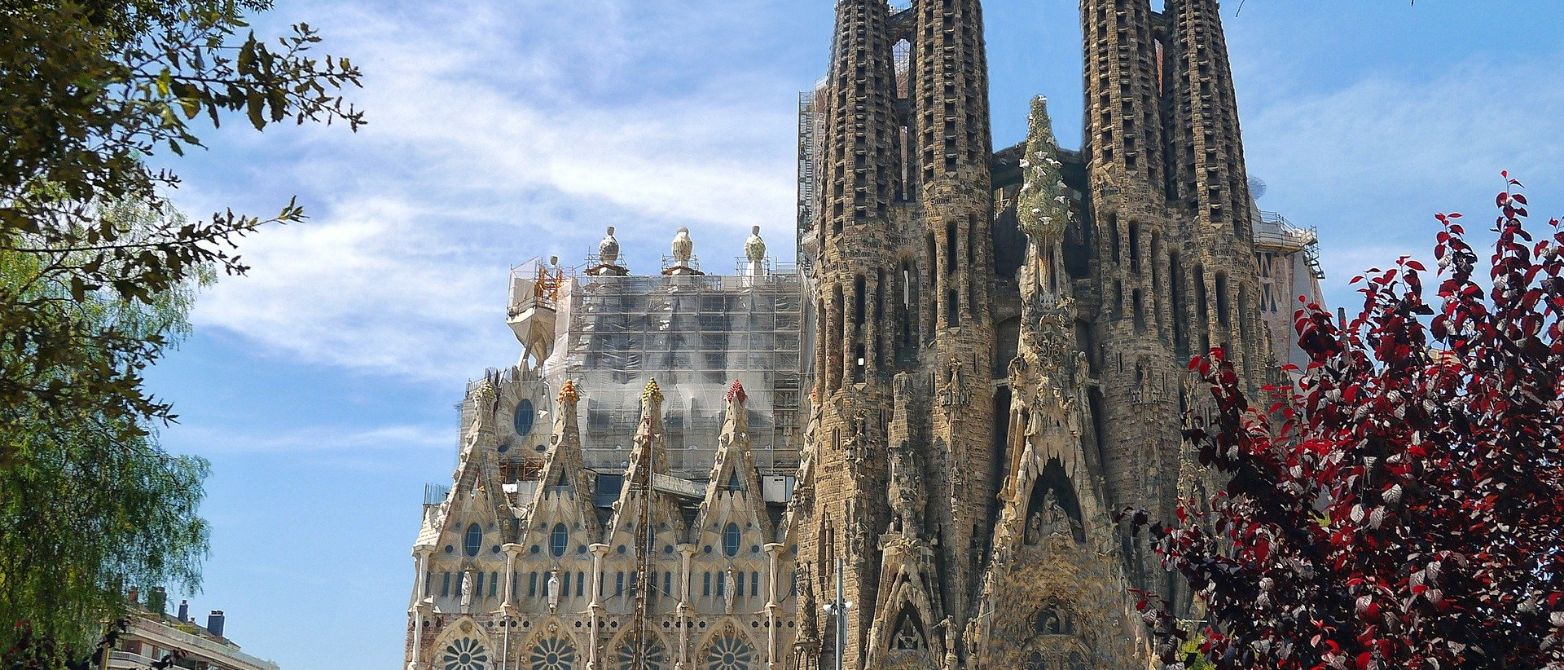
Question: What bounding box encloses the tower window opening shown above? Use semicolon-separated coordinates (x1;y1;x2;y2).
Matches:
1128;223;1141;273
947;289;960;327
1215;272;1230;326
1133;290;1146;333
1108;214;1121;265
945;223;957;275
854;275;867;325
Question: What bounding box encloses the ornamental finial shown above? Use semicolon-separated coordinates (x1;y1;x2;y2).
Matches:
726;379;747;405
558;380;579;405
642;378;663;405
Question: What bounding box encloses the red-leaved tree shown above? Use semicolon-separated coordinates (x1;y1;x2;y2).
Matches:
1139;175;1564;670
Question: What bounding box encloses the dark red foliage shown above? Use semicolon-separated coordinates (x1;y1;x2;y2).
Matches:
1139;177;1564;670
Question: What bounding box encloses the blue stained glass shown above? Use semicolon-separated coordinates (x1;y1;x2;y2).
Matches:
550;523;568;557
464;523;482;557
513;399;536;436
722;523;741;557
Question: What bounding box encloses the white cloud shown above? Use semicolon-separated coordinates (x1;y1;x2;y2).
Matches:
184;0;807;382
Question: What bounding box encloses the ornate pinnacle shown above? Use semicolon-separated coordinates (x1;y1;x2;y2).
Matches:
726;379;747;405
558;379;579;405
642;378;663;405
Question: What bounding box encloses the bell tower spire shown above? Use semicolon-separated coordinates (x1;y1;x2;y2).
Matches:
800;2;904;669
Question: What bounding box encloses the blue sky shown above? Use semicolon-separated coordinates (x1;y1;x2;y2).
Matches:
142;1;1564;668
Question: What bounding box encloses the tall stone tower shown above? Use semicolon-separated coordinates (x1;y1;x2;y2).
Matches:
1164;0;1268;385
796;1;902;667
793;0;1001;668
790;1;1285;669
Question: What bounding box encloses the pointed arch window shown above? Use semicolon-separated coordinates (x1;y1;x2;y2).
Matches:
549;523;568;558
722;523;741;557
725;469;743;492
464;524;482;557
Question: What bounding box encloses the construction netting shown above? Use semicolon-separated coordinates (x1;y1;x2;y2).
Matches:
541;268;807;479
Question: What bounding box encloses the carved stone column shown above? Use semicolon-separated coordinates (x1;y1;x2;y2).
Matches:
677;543;696;670
408;546;434;670
501;544;522;612
589;543;610;670
764;542;784;668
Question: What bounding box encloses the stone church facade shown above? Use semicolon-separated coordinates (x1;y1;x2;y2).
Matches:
404;1;1325;669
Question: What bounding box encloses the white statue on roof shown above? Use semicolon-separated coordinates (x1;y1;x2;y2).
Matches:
672;227;694;264
745;226;766;263
599;226;620;265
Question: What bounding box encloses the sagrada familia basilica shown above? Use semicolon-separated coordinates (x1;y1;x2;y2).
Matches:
403;1;1327;669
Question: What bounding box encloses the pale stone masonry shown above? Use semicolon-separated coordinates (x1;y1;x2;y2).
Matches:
404;1;1326;669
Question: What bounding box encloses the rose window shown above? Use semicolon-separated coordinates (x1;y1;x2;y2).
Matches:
529;636;577;670
442;638;490;670
615;635;667;670
704;632;754;670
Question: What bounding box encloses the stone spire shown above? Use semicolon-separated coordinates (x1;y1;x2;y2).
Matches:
913;0;999;641
1166;0;1269;381
1081;0;1166;193
798;2;904;669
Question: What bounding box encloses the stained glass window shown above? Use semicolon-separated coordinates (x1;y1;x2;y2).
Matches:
704;633;753;670
528;637;575;670
514;399;536;436
722;523;740;557
550;523;569;558
442;638;489;670
464;524;483;557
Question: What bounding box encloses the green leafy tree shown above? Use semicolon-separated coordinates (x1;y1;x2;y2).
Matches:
0;0;362;659
0;203;210;654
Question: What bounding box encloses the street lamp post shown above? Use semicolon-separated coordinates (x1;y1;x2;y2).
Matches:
821;558;851;670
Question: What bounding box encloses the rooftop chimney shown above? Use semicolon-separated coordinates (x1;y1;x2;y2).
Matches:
207;610;226;638
177;599;189;621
